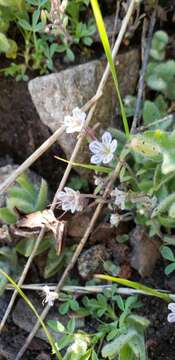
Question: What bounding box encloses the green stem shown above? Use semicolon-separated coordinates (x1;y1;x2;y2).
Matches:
95;274;171;302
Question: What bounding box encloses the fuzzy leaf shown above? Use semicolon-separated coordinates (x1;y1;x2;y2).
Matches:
47;320;65;333
0;32;10;52
0;207;17;224
160;246;175;261
35;179;48;211
102;329;137;358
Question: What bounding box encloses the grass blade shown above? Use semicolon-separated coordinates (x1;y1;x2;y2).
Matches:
0;269;62;360
90;0;129;137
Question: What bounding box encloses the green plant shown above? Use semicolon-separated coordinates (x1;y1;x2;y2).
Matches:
0;173;48;224
0;0;95;79
160;245;175;275
48;290;148;360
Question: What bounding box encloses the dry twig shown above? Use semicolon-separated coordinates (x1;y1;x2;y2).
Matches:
131;8;157;133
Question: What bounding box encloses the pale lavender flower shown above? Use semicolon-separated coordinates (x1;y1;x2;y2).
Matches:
42;285;58;306
57;187;83;213
111;188;126;210
89;132;117;164
167;303;175;323
64;107;86;133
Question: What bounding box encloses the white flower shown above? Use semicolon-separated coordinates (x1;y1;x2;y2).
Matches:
57;187;83;213
89;132;117;164
64;107;86;133
111;188;126;210
167;303;175;323
42;286;58;306
94;175;104;187
110;213;120;227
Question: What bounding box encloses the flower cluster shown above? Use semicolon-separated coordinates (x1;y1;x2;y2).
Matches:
42;285;58;307
89;131;117;165
57;187;84;213
64;107;86;133
111;188;126;210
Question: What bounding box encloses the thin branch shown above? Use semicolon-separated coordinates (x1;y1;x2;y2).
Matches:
6;283;171;297
131;8;157;134
138;113;174;131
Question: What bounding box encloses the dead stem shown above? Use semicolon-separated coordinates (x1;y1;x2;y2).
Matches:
131;8;157;134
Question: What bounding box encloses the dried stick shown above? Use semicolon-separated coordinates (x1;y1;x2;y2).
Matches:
131;8;157;134
0;126;65;195
1;1;136;357
6;283;166;297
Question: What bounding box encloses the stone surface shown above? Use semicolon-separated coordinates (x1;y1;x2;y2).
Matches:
77;244;110;279
93;15;121;43
28;49;139;170
12;295;84;343
0;76;65;191
129;226;161;278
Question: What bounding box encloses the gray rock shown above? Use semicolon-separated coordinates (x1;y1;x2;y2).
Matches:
28;49;139;170
78;244;110;279
93;15;121;43
12;295;84;343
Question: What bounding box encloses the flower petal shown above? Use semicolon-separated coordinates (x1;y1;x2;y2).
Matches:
168;303;175;312
73;107;86;121
167;312;175;323
103;153;114;164
110;139;118;152
89;141;103;153
91;154;103;164
102;132;112;144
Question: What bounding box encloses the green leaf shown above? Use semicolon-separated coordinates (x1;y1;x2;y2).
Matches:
169;203;175;218
67;317;76;333
32;9;40;27
18;19;32;31
7;197;34;213
127;314;150;329
66;48;75;62
56;334;74;351
0;32;10;52
0;207;17;224
5;39;18;59
47;320;65;333
55;156;112;174
59;302;70;315
83;36;93;46
165;262;175;275
102;329;137;358
114;295;125;311
80;349;92;360
119;344;135;360
15;235;51;257
70;299;79;312
16;173;36;197
143;101;161;125
35;178;48;211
